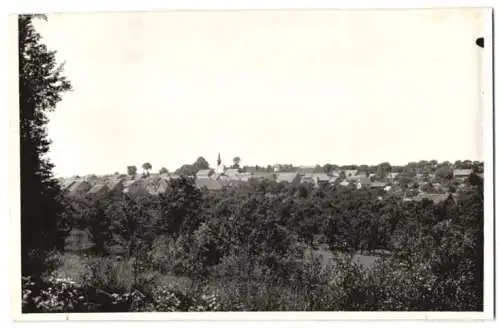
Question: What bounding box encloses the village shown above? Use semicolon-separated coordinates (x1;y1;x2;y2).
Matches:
59;161;482;204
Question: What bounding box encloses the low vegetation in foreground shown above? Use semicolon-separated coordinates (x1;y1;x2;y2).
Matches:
23;174;483;312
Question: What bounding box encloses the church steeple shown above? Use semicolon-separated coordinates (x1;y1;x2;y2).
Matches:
216;153;223;174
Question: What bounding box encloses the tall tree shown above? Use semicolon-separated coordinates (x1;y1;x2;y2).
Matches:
159;167;168;174
232;156;241;169
376;162;392;179
19;15;72;276
142;162;152;176
127;165;137;176
193;156;210;171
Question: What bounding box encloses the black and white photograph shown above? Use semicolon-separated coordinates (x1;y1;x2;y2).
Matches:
10;6;494;320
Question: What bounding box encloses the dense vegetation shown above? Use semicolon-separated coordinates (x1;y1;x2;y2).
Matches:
24;174;483;312
19;14;484;313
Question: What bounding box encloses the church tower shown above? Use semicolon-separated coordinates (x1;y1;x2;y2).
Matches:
216;153;223;174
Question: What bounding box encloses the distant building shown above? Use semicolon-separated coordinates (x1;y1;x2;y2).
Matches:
388;172;399;179
300;174;316;185
356;177;372;189
454;169;473;178
339;180;350;187
87;184;109;198
224;168;240;178
251;172;276;181
123;180;148;196
238;172;252;182
413;193;452;204
276;172;301;185
60;179;76;191
106;178;125;195
344;169;358;177
196;178;222;191
196;169;215;179
297;166;324;175
371;181;388;189
67;180;92;196
312;172;330;185
331;170;341;177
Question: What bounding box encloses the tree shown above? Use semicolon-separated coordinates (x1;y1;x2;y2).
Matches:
232;156;241;169
176;164;197;177
323;163;337;174
142;162;152;176
157;176;204;237
127;165;137;176
19;15;72;276
436;165;453;180
159;167;168;174
194;156;210;171
86;200;112;256
376;162;392;179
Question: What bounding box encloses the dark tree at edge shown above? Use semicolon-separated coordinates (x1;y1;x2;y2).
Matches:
19;15;72;276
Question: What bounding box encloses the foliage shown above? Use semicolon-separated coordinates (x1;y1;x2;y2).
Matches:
127;165;137;176
26;156;484;312
175;156;210;176
19;14;73;277
142;162;152;176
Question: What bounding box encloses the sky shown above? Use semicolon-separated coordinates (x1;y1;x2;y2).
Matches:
31;9;487;177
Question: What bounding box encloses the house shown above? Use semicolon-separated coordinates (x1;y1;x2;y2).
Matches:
221;179;246;188
252;172;276;181
339;180;350;187
331;170;341;177
224;168;240;179
388;172;399;180
87;184;109;198
356;177;372;189
371;181;388;189
300;174;316;185
196;169;215;179
106;178;125;195
344;169;358;177
454;169;473;178
346;174;372;183
357;171;369;178
312;172;330;186
60;179;76;191
276;172;301;185
196;178;222;191
297;166;324;175
238;172;252;182
123;179;148;196
67;180;92;196
413;193;452;204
